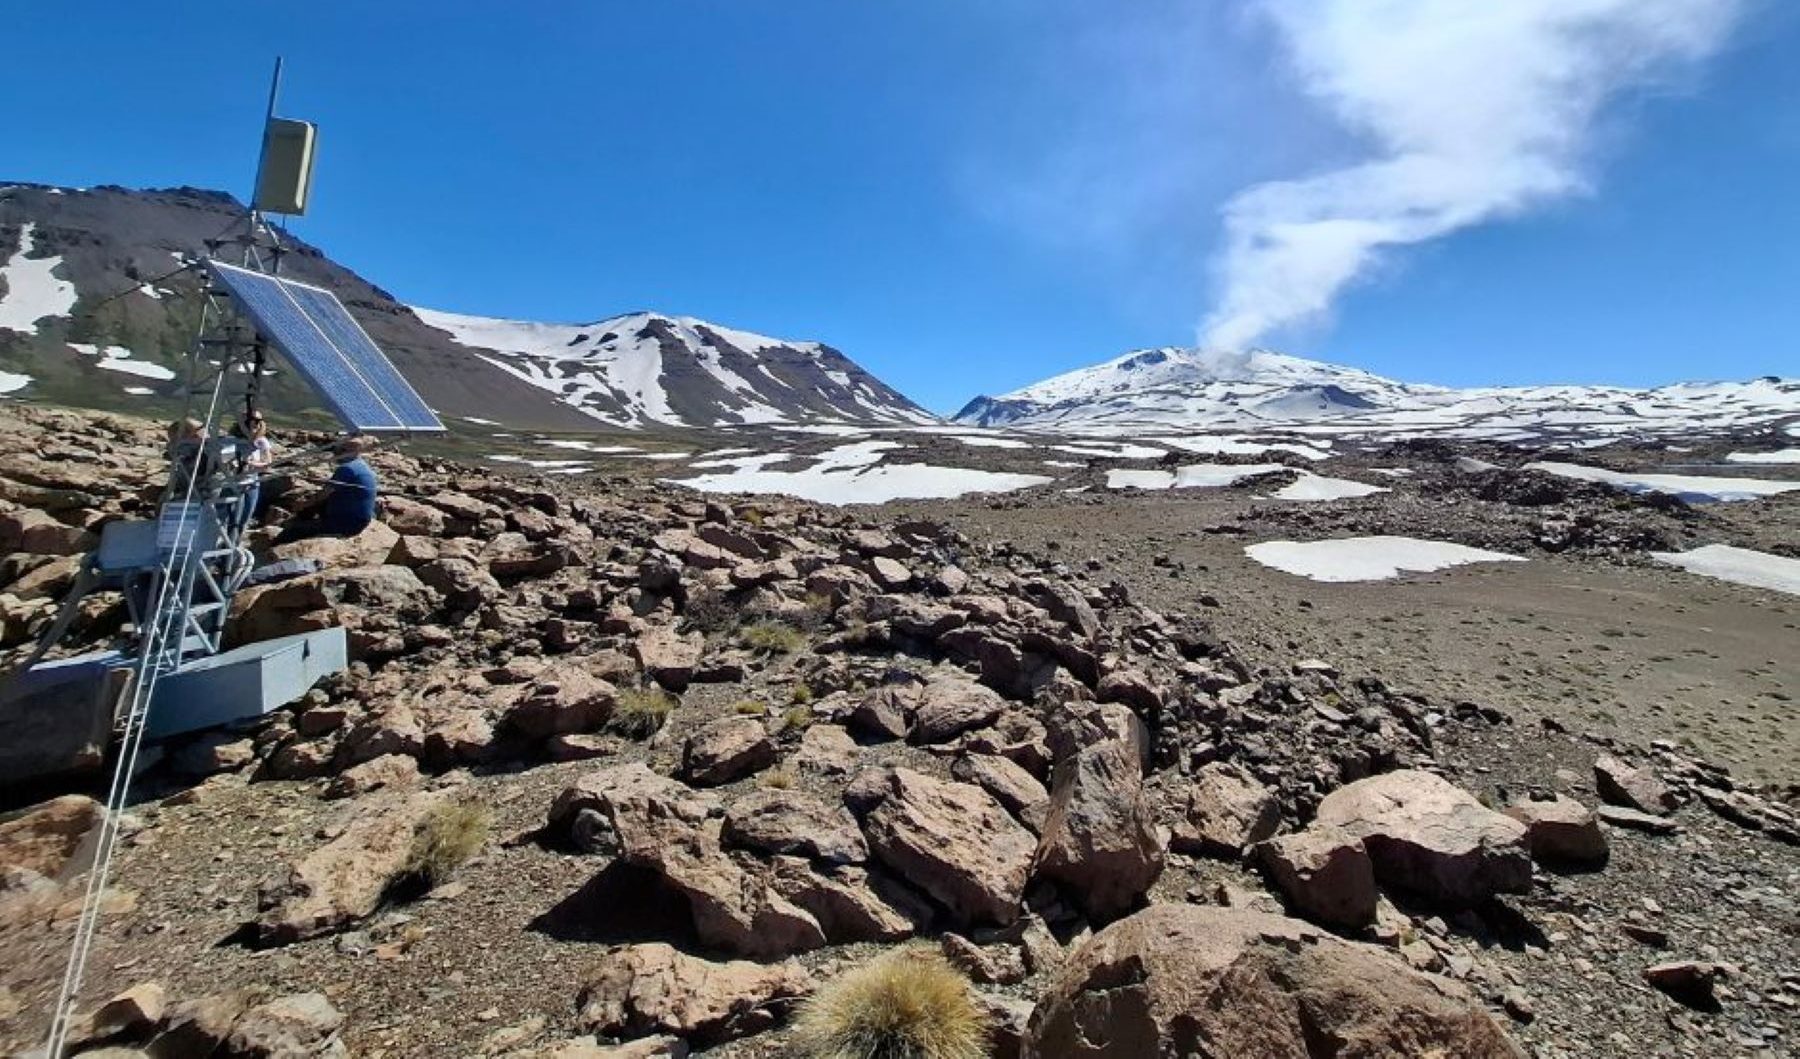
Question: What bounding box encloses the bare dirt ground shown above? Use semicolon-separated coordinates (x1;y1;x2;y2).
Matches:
899;490;1799;787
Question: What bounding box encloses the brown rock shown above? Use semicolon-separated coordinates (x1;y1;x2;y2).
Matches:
908;675;1007;745
1171;762;1279;857
254;792;443;944
1314;769;1531;906
323;754;421;801
860;767;1036;927
548;766;822;958
1596;804;1681;835
1594;754;1677;816
682;717;776;787
1025;905;1526;1058
723;789;868;865
224;991;345;1058
506;670;617;740
78;981;167;1043
1032;740;1164;923
951;753;1049;827
845;686;912;742
1505;795;1608;867
576;943;812;1046
941;933;1028;985
633;626;705;691
0;794;103;879
270;520;400;568
1253;826;1378;929
1643;960;1722;1008
869;555;913;590
792;723;859;776
766;856;919;943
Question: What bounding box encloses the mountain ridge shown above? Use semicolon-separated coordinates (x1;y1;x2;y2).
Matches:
0;183;933;432
955;344;1800;441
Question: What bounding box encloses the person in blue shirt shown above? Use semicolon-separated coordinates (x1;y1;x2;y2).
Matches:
275;437;379;543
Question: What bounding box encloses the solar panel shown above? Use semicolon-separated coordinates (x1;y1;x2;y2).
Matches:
207;261;444;433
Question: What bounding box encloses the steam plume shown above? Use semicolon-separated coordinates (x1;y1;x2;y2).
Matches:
1201;0;1744;350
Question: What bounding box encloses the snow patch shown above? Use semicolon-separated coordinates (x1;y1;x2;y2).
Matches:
1270;474;1387;502
1106;463;1289;491
1651;544;1800;597
0;223;78;335
1245;537;1526;583
1524;461;1800;503
0;371;33;394
668;440;1049;505
949;434;1031;450
1725;448;1800;465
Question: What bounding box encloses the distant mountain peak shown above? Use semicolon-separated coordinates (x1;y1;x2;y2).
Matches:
957;343;1799;440
412;305;933;430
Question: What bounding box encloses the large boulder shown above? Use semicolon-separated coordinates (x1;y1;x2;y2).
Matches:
577;943;812;1047
547;765;823;958
224;991;348;1058
1171;762;1280;857
721;789;868;865
1031;741;1163;923
681;717;776;787
1314;770;1530;906
1504;795;1609;868
1253;826;1378;930
270;521;400;568
633;626;705;691
254;792;444;944
908;675;1008;745
0;794;103;879
1026;904;1526;1058
857;767;1036;928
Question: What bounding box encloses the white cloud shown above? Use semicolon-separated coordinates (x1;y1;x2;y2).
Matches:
1200;0;1746;350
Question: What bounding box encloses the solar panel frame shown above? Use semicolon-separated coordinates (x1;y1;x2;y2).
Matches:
207;261;444;434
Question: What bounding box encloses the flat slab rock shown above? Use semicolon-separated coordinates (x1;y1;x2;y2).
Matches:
1313;769;1530;906
1026;904;1526;1058
577;942;812;1047
856;766;1036;928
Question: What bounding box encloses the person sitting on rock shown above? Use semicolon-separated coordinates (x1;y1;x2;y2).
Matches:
274;437;379;543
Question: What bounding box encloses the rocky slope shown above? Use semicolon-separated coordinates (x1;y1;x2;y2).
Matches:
0;404;1793;1057
955;345;1800;443
0;184;931;433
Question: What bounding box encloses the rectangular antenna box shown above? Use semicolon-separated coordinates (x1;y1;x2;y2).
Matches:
255;117;317;215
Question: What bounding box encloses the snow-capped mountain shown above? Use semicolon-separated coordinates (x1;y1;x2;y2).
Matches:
0;183;935;433
411;308;934;429
955;346;1800;442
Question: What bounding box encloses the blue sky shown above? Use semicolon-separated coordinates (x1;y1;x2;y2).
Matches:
7;2;1797;413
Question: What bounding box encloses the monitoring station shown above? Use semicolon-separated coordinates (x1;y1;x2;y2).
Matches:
4;60;444;1054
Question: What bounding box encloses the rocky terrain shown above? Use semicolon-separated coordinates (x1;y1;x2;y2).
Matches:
0;401;1794;1058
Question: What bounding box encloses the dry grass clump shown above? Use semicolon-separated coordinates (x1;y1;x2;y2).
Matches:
734;698;769;716
611;687;677;739
781;706;814;734
759;765;798;790
792;948;987;1059
403;800;491;890
741;619;806;655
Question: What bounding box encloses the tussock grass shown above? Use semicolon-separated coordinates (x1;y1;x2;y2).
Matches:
792;948;987;1059
760;765;798;790
741;620;806;655
789;682;815;706
611;687;676;739
734;699;769;716
781;705;814;734
403;800;491;890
